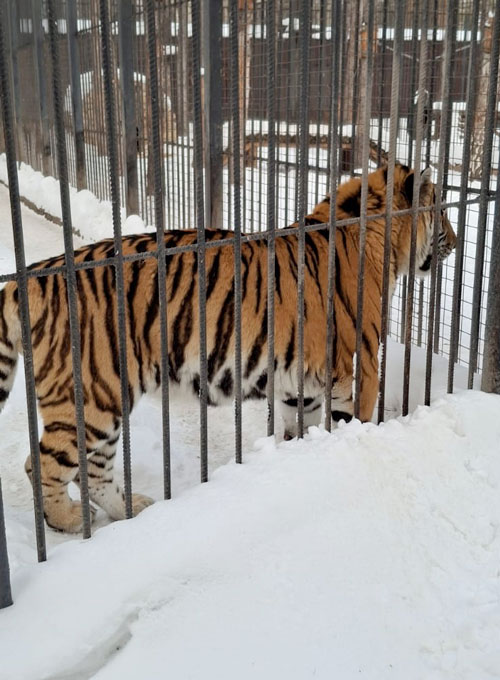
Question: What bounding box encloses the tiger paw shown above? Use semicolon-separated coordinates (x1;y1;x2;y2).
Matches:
132;493;155;517
45;500;97;533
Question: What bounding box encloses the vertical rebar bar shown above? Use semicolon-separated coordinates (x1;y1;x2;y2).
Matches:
376;0;388;167
481;169;500;394
202;0;223;230
354;0;374;420
0;479;12;609
0;0;46;561
296;0;310;438
229;0;243;463
145;0;172;500
324;0;341;433
99;0;133;517
448;0;480;392
118;0;139;216
467;3;500;388
266;0;276;436
192;0;208;481
378;0;405;424
31;0;51;175
46;0;92;537
66;0;87;190
402;0;428;417
424;0;457;406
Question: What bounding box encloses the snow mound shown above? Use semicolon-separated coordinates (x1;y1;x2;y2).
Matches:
1;390;500;680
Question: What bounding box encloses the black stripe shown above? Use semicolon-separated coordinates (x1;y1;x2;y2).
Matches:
207;284;234;382
304;216;323;226
285;322;295;370
275;251;282;304
206;250;221;300
255;259;262;314
169;255;185;302
282;396;315;408
143;270;159;352
245;312;267;378
241;253;249;302
217;367;233;397
49;275;61;340
332;410;352;423
0;387;8;401
31;306;48;348
283;238;298;282
44;421;76;434
0;289;13;349
102;266;120;378
171;257;197;372
83;250;99;303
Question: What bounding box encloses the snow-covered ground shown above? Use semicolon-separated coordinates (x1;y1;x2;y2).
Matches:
0;180;498;678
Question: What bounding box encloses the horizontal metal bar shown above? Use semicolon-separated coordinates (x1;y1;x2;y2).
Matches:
0;193;481;285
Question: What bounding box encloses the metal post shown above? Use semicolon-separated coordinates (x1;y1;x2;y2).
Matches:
192;0;209;481
378;0;405;423
31;0;51;175
145;0;172;499
402;0;428;416
0;479;13;609
467;3;500;388
354;0;375;420
481;170;500;394
266;0;276;436
46;0;92;537
324;0;341;433
202;0;223;229
118;0;139;216
0;0;46;561
7;0;21;141
66;0;87;190
229;0;242;463
296;0;311;438
99;0;134;517
447;0;481;392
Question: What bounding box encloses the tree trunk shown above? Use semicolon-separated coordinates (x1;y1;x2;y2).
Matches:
470;5;493;181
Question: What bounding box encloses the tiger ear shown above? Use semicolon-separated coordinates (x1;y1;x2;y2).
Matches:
419;167;434;203
403;167;433;205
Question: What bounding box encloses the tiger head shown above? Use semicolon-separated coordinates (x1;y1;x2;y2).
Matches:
394;165;457;277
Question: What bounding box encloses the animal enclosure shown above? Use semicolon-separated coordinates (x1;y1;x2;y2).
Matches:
0;0;499;596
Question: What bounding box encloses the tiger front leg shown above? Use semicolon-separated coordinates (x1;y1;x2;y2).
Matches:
280;395;323;440
24;429;96;533
330;374;354;426
358;351;379;423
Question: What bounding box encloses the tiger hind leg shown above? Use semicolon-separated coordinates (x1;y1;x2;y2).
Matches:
75;428;154;522
24;426;96;533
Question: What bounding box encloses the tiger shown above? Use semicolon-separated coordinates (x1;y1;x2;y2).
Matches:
0;163;456;532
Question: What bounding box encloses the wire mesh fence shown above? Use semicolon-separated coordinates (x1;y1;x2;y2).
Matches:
0;0;499;599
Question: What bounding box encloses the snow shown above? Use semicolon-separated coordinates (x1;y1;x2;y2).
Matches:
2;389;500;680
0;179;499;679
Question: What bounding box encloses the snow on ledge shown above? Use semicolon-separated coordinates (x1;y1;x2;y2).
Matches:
0;154;148;244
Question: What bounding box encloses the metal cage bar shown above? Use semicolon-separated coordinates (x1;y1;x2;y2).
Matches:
0;0;46;562
46;0;92;537
99;0;134;517
145;0;172;501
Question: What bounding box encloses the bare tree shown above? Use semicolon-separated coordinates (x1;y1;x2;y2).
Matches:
470;2;494;181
